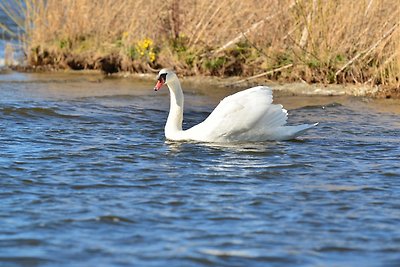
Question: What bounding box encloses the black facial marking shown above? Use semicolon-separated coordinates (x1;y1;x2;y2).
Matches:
159;73;167;82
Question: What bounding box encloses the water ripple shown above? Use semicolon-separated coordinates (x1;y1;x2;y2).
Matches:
0;106;80;119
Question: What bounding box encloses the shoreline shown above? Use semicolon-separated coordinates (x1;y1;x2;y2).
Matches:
2;65;399;99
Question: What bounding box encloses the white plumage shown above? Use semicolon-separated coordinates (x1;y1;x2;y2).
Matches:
154;69;317;142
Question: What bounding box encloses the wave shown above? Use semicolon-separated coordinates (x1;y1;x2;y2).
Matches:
62;215;136;224
293;102;343;110
0;106;80;119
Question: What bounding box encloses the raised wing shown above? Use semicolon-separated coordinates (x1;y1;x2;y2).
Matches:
187;86;288;141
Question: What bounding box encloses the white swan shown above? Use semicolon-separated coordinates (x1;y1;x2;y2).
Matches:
154;69;317;142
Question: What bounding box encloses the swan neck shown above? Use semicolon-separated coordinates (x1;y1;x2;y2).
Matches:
165;79;184;137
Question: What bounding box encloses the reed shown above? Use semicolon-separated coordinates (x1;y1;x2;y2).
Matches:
1;0;399;91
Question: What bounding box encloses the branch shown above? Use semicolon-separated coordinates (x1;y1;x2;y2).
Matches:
212;20;265;55
227;64;294;86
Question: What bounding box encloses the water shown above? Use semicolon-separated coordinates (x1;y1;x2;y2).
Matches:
0;72;399;266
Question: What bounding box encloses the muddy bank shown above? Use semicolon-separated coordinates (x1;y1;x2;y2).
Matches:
122;71;400;99
2;65;399;99
2;68;400;115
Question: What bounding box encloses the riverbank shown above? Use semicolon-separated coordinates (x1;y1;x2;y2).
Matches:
3;66;399;99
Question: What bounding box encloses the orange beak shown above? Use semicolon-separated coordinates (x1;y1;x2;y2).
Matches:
154;79;165;91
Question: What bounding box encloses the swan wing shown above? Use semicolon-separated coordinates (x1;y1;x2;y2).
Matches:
187;86;288;141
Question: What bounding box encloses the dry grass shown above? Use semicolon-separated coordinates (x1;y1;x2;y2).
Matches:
1;0;399;90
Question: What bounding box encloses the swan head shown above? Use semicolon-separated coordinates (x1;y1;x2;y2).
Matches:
154;69;178;91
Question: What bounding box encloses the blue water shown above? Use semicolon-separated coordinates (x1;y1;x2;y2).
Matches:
0;72;399;266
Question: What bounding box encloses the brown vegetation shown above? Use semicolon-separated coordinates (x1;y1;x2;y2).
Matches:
1;0;399;93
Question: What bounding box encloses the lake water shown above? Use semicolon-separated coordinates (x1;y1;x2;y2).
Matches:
0;72;399;266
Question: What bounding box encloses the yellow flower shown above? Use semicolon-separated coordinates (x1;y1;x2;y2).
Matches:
149;51;156;63
132;37;156;63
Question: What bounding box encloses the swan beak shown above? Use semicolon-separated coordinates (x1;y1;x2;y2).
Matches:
154;80;165;91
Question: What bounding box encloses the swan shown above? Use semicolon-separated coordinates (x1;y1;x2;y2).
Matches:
154;68;317;142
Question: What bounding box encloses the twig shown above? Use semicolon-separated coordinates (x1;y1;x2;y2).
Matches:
213;20;265;55
299;0;317;48
335;22;399;79
364;0;374;16
0;23;16;36
227;64;294;86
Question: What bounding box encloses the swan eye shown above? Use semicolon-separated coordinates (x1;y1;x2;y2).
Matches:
159;73;167;82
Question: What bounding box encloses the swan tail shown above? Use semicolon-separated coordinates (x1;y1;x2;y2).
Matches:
273;123;318;140
291;122;318;137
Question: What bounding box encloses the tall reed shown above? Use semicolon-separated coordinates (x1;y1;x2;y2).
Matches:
1;0;399;90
